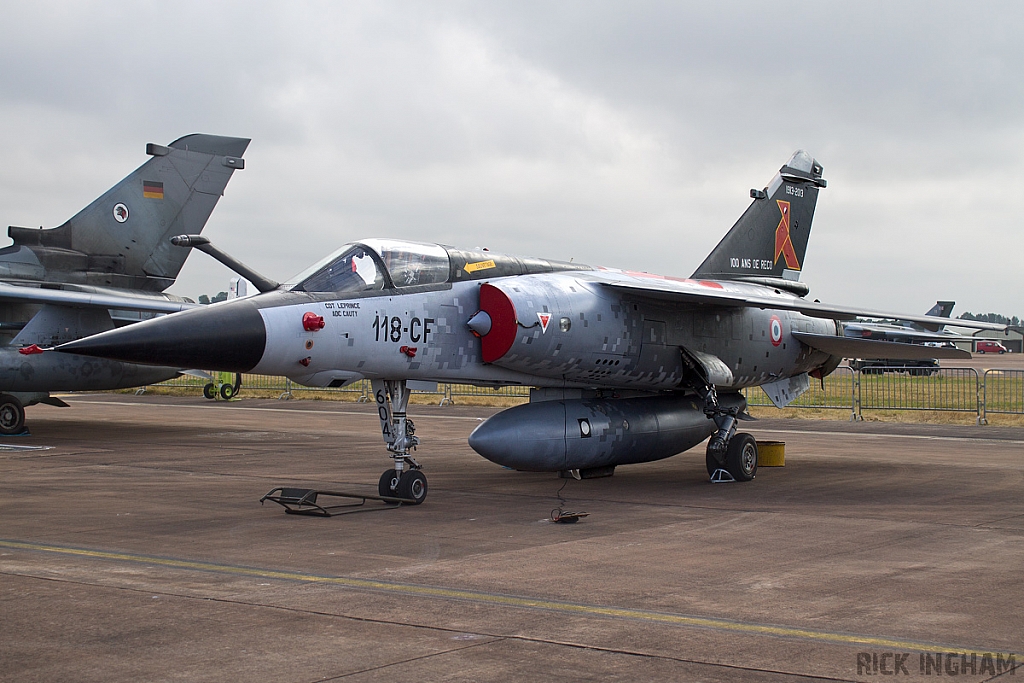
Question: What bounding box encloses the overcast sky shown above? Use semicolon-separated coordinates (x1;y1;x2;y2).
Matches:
1;2;1021;318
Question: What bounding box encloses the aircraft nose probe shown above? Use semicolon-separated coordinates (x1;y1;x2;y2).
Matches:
53;300;268;373
170;235;280;294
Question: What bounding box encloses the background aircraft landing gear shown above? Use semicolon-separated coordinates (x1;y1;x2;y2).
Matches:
372;379;426;505
0;394;26;435
203;372;242;401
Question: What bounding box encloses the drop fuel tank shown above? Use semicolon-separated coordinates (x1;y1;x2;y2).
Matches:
468;392;746;472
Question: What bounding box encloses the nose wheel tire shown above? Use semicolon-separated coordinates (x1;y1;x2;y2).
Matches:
0;394;25;435
396;470;428;505
725;433;758;482
378;469;399;498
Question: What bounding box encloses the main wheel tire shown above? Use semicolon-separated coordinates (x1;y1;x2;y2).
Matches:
0;394;25;435
396;470;428;505
220;383;235;400
203;383;217;399
725;433;758;482
706;449;725;478
378;469;399;498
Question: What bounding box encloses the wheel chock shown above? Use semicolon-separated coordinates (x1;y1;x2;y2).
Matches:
709;468;736;483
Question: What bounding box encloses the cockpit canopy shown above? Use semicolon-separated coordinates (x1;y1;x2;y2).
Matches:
291;239;451;294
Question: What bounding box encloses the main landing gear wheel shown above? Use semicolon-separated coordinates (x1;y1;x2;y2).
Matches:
220;383;236;400
378;469;399;498
203;383;217;400
725;433;758;482
0;394;25;435
396;470;427;505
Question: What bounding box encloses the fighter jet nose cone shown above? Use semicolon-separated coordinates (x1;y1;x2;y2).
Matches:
56;300;267;373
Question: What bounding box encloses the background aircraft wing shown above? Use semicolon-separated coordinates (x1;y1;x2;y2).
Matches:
0;281;197;313
791;332;970;359
841;323;962;343
595;280;1007;332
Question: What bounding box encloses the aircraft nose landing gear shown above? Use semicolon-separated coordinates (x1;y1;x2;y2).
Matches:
377;468;428;504
373;379;428;504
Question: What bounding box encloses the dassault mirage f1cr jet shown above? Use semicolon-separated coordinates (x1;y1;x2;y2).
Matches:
56;151;1004;503
0;134;248;433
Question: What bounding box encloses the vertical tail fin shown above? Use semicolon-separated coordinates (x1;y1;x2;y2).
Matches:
691;150;826;293
913;300;955;332
924;301;955;319
7;134;249;292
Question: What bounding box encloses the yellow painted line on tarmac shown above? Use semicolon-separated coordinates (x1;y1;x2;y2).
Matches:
1;539;1014;657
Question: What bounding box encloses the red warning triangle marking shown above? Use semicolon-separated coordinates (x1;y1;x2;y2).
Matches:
537;313;551;333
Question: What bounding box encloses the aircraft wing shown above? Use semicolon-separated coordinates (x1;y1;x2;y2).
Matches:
0;281;197;314
595;279;1007;332
841;323;962;343
791;332;970;360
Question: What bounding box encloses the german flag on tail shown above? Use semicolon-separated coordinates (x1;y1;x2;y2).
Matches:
142;180;164;199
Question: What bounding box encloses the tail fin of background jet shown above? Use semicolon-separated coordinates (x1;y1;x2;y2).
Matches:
911;300;954;332
6;134;249;292
691;150;826;295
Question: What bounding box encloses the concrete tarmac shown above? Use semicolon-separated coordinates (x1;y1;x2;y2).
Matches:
1;394;1022;682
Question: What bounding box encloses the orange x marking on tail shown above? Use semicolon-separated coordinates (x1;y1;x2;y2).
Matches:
774;200;800;270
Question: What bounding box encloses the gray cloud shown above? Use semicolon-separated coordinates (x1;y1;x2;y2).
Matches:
1;1;1021;317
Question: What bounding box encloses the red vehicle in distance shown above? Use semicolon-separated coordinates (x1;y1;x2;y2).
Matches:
976;340;1010;354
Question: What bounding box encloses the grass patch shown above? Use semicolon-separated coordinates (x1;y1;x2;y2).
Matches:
115;373;1024;426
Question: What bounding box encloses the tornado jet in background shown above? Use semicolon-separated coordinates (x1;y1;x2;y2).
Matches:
843;301;961;344
57;151;1005;503
0;134;249;433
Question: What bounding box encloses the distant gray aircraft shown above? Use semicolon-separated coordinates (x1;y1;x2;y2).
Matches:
0;134;249;433
843;301;959;343
57;151;1005;502
843;301;961;374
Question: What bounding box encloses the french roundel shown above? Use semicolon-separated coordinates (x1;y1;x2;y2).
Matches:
769;316;783;346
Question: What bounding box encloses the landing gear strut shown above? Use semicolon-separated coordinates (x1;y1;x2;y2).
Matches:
372;379;427;504
702;385;757;482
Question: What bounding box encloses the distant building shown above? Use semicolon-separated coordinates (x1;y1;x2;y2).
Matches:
969;327;1024;353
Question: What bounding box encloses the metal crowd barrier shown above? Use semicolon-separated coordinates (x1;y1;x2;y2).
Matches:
855;367;981;422
982;369;1024;422
142;366;1024;423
